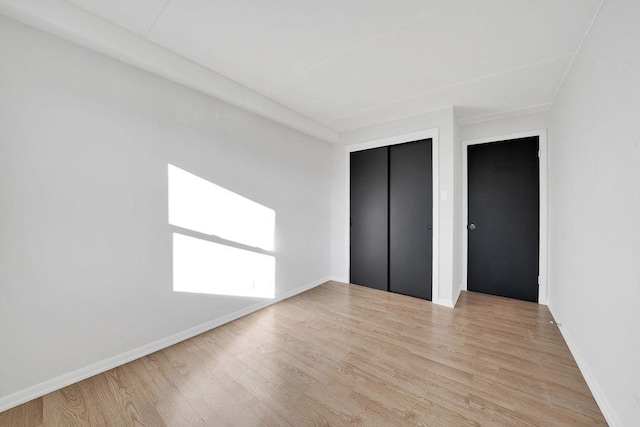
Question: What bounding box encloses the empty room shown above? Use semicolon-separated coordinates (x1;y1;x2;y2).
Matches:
0;0;638;426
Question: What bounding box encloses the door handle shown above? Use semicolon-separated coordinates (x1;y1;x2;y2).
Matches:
468;223;476;230
427;225;432;230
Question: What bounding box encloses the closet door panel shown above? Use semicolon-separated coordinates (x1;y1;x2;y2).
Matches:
389;139;432;300
349;147;388;291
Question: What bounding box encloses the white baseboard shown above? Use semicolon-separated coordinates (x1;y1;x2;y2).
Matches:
436;298;455;308
452;287;462;307
435;287;461;308
0;276;330;413
548;303;620;427
334;278;454;308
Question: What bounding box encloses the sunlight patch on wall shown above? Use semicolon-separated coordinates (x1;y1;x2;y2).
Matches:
173;233;275;298
169;164;275;250
168;164;276;298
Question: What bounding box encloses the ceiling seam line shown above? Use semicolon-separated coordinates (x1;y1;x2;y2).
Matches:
339;103;550;135
327;52;576;123
145;0;174;36
549;0;606;107
338;105;456;135
457;103;552;125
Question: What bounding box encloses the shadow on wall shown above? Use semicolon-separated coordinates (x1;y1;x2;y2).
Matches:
168;164;276;298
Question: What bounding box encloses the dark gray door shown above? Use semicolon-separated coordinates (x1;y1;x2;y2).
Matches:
350;147;388;291
389;139;432;300
467;136;540;302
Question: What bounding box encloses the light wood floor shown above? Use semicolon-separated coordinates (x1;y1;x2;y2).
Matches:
1;281;606;426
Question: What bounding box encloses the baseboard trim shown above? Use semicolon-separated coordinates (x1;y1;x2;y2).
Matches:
0;276;330;413
452;287;462;307
328;276;348;283
548;303;620;427
436;298;455;308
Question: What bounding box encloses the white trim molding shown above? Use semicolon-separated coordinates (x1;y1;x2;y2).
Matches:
548;304;621;427
437;285;462;309
0;0;338;143
461;129;548;304
344;128;441;304
0;276;331;413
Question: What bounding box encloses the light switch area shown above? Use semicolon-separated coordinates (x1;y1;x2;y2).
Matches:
440;190;448;201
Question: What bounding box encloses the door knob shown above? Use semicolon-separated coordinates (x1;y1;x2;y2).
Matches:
468;223;476;230
427;225;432;230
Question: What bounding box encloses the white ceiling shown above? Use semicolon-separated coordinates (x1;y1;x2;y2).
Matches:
62;0;601;132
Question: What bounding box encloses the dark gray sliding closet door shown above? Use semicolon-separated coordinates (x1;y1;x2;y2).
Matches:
349;147;388;291
389;139;433;300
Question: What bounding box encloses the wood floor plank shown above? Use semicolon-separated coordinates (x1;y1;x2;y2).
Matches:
0;398;42;427
0;282;607;426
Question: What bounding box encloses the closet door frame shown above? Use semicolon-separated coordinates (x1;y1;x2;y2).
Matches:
462;129;548;305
345;128;440;303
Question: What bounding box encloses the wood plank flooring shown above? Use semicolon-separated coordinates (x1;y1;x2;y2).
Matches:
0;281;606;426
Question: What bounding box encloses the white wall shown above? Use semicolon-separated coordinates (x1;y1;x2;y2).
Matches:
452;111;462;302
332;107;458;306
0;15;332;407
329;142;348;282
547;0;640;425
